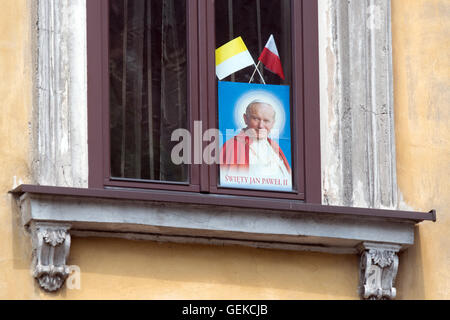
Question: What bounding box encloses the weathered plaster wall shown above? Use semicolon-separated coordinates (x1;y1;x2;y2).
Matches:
391;0;450;299
0;0;36;298
319;0;398;209
3;0;448;300
33;0;88;188
1;1;359;300
61;238;358;300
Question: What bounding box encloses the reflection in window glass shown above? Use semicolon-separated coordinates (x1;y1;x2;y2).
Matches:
109;0;188;182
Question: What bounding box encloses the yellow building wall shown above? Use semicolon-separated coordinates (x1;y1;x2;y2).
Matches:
0;0;36;298
392;0;450;299
63;239;358;300
1;0;448;300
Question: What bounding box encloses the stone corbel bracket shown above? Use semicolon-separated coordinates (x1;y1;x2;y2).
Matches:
30;222;72;292
358;242;401;300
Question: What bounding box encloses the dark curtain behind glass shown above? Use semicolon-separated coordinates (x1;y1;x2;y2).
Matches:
215;0;292;85
109;0;188;182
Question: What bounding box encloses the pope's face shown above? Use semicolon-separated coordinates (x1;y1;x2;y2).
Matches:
243;103;276;140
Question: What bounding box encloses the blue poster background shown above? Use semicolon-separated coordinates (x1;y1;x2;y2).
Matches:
218;81;292;168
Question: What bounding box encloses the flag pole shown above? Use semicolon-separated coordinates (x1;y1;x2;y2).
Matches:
255;62;266;84
250;61;266;84
249;61;260;83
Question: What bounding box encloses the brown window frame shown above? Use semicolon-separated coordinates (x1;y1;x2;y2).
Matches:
87;0;321;204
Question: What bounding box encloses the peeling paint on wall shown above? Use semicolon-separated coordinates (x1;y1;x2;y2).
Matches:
319;0;398;209
32;0;88;188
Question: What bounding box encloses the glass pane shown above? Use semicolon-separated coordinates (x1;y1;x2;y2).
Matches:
216;0;294;192
215;0;292;85
109;0;188;183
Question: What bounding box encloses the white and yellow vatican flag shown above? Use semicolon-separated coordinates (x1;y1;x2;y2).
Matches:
216;36;255;80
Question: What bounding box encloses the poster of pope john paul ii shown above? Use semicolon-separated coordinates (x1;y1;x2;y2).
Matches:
218;81;292;192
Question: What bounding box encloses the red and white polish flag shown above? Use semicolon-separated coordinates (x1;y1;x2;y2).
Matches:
258;34;285;80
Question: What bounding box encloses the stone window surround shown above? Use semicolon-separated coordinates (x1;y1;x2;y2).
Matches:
13;0;436;299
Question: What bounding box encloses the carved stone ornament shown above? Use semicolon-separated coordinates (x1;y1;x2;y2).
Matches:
358;243;401;300
30;223;71;292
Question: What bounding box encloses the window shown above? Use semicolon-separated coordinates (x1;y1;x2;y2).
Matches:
87;0;321;203
109;0;189;183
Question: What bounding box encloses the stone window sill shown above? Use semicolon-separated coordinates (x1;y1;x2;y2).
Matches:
11;184;435;253
10;184;435;297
